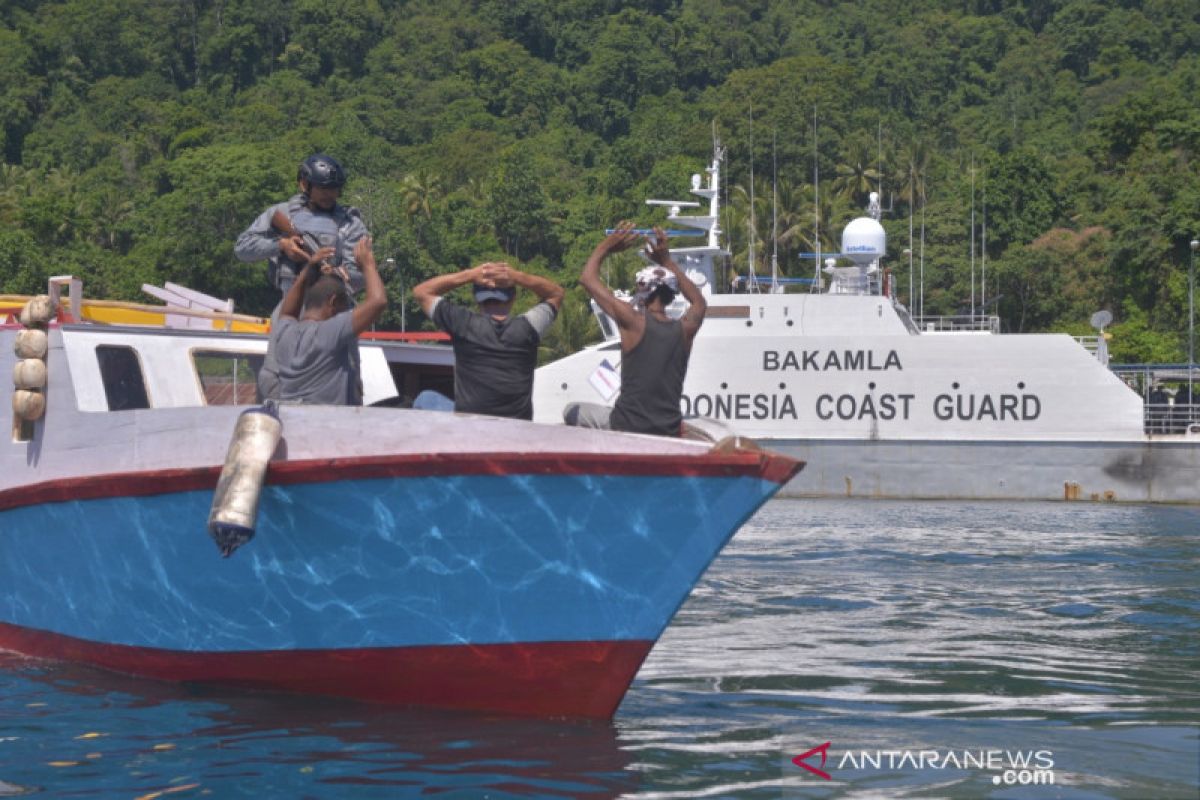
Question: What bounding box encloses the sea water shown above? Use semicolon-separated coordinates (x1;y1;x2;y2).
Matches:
1;499;1197;798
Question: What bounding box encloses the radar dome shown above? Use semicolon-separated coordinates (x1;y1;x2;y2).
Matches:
841;217;886;266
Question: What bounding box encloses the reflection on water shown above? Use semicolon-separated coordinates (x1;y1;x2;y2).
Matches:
2;499;1198;798
620;499;1200;797
0;655;633;798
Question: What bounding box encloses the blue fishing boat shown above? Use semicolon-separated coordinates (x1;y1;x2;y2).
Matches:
1;287;800;717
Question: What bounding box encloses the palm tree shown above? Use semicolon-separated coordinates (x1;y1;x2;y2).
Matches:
0;164;30;226
728;184;769;281
892;138;931;211
832;139;881;204
401;171;443;222
773;178;818;271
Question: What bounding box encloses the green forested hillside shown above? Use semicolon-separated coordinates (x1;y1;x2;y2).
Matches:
2;0;1198;362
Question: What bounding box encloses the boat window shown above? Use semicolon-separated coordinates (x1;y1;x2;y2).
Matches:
193;350;263;406
96;345;150;411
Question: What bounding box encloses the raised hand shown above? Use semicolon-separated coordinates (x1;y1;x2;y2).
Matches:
477;261;513;288
600;221;643;255
645;226;671;265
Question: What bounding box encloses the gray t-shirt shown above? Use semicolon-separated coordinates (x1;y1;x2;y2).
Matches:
269;312;362;405
431;298;556;420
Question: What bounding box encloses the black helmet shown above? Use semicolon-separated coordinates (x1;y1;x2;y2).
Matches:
298;154;346;188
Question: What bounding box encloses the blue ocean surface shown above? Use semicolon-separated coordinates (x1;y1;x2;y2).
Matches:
1;499;1198;798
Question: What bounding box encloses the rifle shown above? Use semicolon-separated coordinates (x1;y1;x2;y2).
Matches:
271;208;351;288
270;209;320;260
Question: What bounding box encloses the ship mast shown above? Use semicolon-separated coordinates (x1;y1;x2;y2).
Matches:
747;104;758;292
771;129;779;292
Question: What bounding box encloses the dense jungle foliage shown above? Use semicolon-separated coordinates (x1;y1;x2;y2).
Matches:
2;0;1199;362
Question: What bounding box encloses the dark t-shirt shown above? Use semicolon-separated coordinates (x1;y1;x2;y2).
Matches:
432;299;555;420
610;313;687;436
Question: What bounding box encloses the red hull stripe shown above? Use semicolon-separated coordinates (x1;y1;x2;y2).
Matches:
0;622;653;718
0;450;802;512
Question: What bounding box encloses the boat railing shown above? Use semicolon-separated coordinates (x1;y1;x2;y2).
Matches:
1143;403;1200;434
1110;363;1199;434
1074;335;1101;355
912;314;1000;334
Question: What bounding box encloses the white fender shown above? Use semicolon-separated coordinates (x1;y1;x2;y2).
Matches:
14;329;48;360
12;389;45;421
19;295;54;327
13;359;47;390
207;405;283;557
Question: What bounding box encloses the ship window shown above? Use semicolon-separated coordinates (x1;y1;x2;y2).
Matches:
96;345;150;411
598;313;615;339
193;351;263;406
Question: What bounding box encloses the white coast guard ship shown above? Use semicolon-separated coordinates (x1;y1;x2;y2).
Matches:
533;145;1200;503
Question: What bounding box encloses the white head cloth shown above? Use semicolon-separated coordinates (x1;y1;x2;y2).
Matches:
633;266;678;307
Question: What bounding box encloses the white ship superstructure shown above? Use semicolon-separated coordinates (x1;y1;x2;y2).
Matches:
534;143;1200;503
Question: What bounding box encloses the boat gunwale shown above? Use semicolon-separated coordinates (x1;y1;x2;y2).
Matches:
0;449;803;512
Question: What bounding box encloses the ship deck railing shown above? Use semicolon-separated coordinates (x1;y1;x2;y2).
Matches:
912;314;1001;334
1109;363;1199;434
1143;403;1200;434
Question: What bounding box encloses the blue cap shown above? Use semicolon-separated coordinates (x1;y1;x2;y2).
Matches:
473;285;516;304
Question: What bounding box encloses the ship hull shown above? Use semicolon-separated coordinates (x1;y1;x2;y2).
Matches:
769;438;1200;503
0;456;796;717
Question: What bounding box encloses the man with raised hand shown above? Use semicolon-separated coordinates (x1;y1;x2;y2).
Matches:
565;223;707;436
269;237;387;405
413;263;564;420
236;153;371;400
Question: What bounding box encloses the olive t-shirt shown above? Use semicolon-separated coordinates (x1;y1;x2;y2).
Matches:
431;299;556;420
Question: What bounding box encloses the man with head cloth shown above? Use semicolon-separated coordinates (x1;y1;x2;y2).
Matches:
564;223;707;436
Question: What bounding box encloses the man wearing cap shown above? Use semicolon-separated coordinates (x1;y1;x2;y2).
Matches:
413;263;564;420
564;223;707;436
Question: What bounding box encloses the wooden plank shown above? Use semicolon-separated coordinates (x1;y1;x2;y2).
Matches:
705;305;751;319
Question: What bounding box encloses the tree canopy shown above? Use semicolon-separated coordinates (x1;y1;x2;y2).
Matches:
2;0;1198;361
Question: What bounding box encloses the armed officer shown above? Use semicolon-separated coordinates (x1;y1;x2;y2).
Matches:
235;153;371;399
235;153;369;294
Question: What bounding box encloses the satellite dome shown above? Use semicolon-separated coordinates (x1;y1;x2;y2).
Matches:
841;217;886;266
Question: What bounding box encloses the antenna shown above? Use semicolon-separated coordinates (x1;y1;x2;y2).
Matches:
771;128;779;291
970;155;976;319
812;106;821;292
920;177;926;318
747;103;758;292
877;120;884;208
1091;309;1113;366
908;160;914;308
981;166;987;315
709;121;724;251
